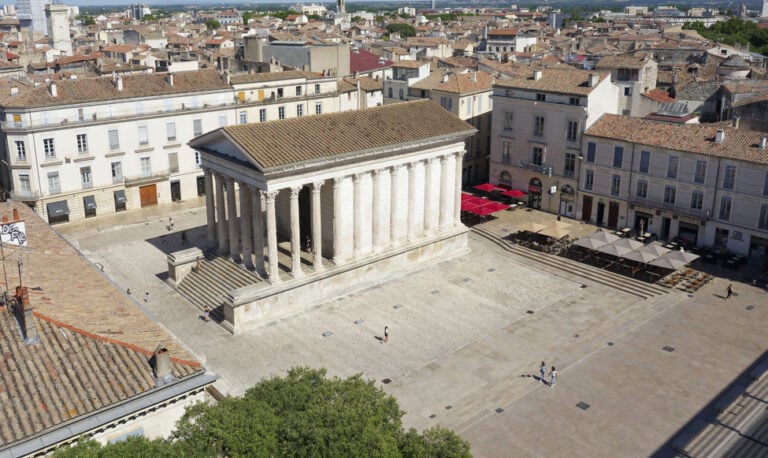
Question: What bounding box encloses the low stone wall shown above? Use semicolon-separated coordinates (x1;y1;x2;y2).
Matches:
167;247;203;287
221;227;469;334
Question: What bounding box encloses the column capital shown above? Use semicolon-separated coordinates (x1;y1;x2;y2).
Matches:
333;176;345;186
391;164;405;173
290;185;302;198
248;184;261;193
312;181;324;192
454;150;465;159
353;172;367;182
264;190;279;203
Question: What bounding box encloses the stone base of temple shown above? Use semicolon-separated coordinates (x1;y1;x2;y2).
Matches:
220;226;469;334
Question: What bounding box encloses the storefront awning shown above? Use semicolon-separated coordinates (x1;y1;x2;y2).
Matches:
473;183;502;192
114;190;127;204
46;200;69;217
83;195;97;210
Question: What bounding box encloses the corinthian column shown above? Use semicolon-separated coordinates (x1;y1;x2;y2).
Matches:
204;168;216;244
311;181;324;270
290;186;303;277
251;186;266;276
226;176;239;261
239;182;253;268
215;173;228;254
265;190;280;283
453;151;463;226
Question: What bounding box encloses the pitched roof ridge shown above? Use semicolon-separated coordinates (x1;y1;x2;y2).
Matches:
32;311;202;368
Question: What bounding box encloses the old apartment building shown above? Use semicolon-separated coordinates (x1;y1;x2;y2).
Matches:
489;68;620;217
0;69;349;224
581;115;768;258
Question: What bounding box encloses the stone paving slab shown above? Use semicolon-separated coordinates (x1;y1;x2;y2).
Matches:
64;203;768;457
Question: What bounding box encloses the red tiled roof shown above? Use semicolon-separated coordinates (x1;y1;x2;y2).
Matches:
586;114;768;165
350;48;392;73
206;100;475;170
643;88;675;102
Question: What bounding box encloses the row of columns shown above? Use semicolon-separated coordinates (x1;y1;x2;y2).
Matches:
202;150;463;283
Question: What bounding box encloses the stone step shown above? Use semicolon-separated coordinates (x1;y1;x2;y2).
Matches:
471;227;667;299
173;253;262;323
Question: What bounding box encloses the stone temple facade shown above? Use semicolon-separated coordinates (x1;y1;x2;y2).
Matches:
174;100;476;333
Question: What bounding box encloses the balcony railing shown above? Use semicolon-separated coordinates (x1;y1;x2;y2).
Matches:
9;189;41;200
124;171;170;186
514;160;553;177
628;195;710;220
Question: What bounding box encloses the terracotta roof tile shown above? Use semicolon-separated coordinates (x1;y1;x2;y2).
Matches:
0;69;229;109
494;68;610;96
217;100;475;170
229;70;321;84
0;202;202;447
586;114;768;165
434;71;494;94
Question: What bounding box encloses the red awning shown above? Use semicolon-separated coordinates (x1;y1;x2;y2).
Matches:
501;189;526;198
473;183;501;192
473;201;510;216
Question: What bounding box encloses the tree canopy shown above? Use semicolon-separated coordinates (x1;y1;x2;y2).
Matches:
683;17;768;55
386;23;417;38
53;368;471;458
204;19;221;30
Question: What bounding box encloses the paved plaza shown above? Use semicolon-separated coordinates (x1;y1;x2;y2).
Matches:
59;200;767;457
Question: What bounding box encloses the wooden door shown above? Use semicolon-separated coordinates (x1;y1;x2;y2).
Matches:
582;196;592;221
607;202;619;228
139;184;158;207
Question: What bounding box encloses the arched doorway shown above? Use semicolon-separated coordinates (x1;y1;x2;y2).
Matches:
559;184;575;217
499;170;512;187
528;177;542;209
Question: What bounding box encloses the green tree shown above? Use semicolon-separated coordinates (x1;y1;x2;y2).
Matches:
242;11;254;24
386;23;417;38
53;368;471;457
77;15;96;25
205;19;221;30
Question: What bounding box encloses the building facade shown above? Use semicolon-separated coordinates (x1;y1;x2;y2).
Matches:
0;70;349;224
489;68;620;217
581;114;768;260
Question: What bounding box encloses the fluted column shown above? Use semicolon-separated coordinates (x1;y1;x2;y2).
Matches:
453;151;463;226
265;190;280;283
239;182;253;268
311;181;324;270
290;186;303;277
251;186;266;276
332;177;344;263
407;162;419;241
215;173;228;254
353;173;363;255
204;168;216;243
390;165;405;245
372;169;383;252
439;155;452;228
226;176;240;261
424;158;435;234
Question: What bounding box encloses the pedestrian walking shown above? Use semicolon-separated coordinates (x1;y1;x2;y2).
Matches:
203;307;210;322
725;284;733;300
539;361;546;384
126;288;131;296
167;217;174;231
144;291;149;303
384;326;389;343
181;231;187;246
550;366;557;388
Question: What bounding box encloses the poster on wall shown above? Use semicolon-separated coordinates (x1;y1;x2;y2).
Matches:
0;221;27;247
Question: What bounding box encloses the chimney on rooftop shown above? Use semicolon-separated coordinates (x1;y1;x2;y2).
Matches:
442;73;449;83
13;208;19;221
533;69;543;80
115;76;123;91
10;87;18;96
588;73;599;87
49;82;57;97
150;344;173;381
760;137;767;150
732;117;740;129
715;129;725;144
166;73;173;86
471;71;478;82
